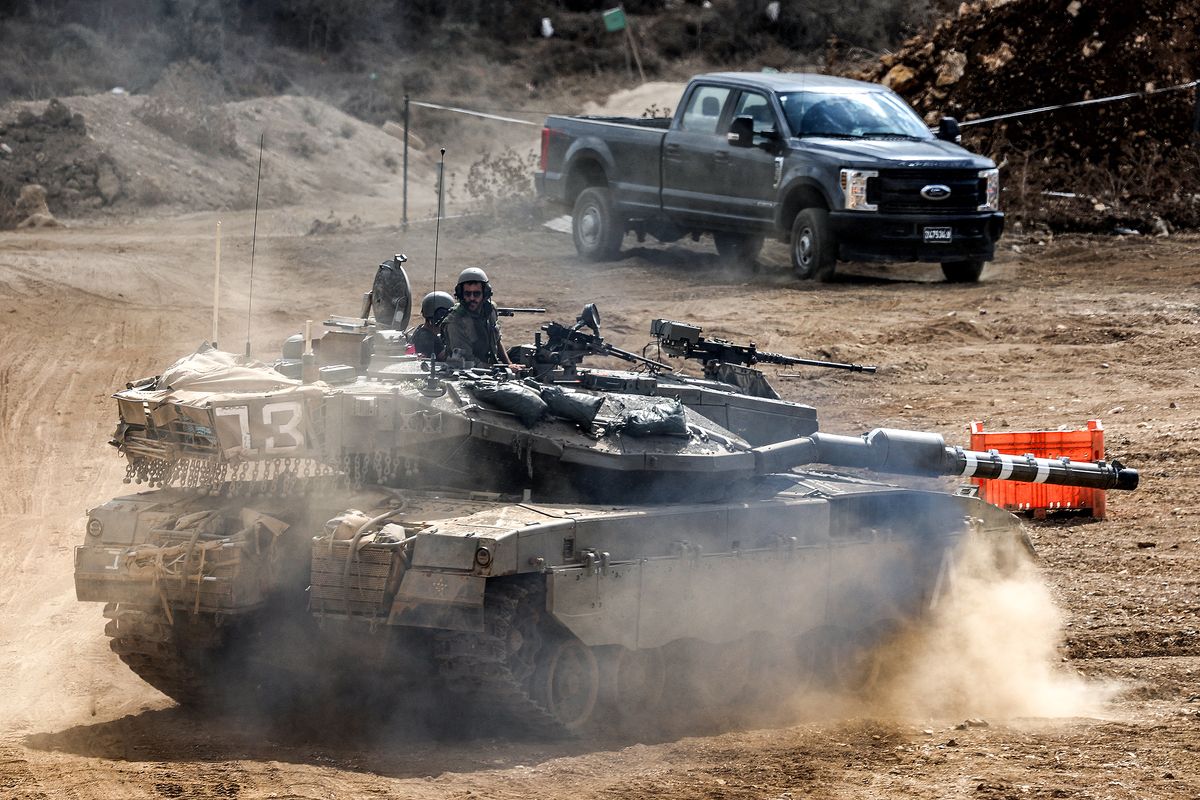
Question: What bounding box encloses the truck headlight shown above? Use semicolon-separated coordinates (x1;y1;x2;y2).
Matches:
840;169;878;211
978;168;1000;211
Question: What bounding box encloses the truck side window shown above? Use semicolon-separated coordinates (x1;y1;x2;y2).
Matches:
680;86;731;135
731;91;777;134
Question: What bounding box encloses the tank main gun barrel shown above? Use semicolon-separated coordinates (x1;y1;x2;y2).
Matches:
753;428;1139;490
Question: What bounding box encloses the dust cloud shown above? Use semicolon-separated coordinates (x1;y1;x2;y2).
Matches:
872;533;1117;721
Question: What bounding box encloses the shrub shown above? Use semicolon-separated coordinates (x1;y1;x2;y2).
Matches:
997;140;1200;233
464;148;536;205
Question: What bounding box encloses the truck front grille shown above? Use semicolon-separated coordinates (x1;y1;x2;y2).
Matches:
875;170;984;215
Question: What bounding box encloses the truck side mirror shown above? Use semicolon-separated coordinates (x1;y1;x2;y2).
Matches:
727;115;755;148
937;116;961;143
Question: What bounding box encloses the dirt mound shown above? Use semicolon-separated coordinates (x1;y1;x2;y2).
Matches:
0;93;433;226
860;0;1200;231
0;98;121;229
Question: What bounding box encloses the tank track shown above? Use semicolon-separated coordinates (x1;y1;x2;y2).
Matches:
103;602;221;707
432;580;571;738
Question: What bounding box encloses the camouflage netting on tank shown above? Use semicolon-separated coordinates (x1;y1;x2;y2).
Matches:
859;0;1200;232
0;99;123;229
120;347;347;492
158;346;301;393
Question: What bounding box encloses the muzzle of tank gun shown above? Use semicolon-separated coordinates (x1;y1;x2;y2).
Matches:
753;428;1139;491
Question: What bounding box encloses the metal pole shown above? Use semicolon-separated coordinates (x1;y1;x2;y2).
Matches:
211;220;221;346
403;94;410;230
625;12;646;84
245;133;264;359
433;148;445;289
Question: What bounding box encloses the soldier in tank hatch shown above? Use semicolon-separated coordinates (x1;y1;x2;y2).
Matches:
410;291;453;359
444;267;515;366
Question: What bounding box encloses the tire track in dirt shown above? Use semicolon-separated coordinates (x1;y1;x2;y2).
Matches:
0;233;199;738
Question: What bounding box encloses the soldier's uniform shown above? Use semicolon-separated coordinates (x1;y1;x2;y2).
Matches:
444;302;503;364
410;324;444;359
409;290;454;360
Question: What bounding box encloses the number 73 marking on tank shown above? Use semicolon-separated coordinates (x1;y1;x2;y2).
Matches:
214;401;305;456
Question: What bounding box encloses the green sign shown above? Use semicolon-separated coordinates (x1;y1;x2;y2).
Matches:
603;7;627;32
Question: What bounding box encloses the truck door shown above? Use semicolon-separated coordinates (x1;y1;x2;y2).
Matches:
661;84;733;223
720;89;783;229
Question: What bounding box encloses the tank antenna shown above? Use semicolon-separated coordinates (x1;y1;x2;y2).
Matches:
245;132;265;358
433;147;446;290
211;220;221;347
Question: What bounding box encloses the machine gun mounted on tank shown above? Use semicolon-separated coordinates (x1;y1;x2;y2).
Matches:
517;303;673;378
651;318;877;374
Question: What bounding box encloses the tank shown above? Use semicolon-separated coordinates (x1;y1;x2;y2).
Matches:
75;256;1138;735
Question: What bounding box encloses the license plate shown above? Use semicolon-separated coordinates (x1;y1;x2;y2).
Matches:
923;226;953;243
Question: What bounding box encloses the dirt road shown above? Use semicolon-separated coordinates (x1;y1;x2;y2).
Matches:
1;201;1198;798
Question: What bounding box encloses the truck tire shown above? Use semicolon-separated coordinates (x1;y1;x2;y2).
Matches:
941;260;985;283
714;233;764;269
572;187;624;262
790;208;837;282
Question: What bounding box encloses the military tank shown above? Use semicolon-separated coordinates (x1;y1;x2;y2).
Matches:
75;255;1138;735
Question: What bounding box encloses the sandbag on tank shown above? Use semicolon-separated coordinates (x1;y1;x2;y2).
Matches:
469;380;548;427
621;398;688;437
540;385;604;426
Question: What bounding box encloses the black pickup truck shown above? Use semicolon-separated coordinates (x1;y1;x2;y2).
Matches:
535;72;1004;282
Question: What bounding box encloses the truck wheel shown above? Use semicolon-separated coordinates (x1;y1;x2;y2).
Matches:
941;260;985;283
714;233;764;269
572;187;623;262
790;208;836;282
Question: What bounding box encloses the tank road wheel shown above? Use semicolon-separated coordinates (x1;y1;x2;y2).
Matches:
790;208;837;282
714;232;764;270
434;580;602;737
941;259;985;283
820;626;888;694
739;633;819;721
596;645;667;730
603;646;666;707
531;638;601;733
572;186;624;262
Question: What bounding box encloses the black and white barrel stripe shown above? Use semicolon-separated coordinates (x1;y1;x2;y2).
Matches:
948;446;1132;490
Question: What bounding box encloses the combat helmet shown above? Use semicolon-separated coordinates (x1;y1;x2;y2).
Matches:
420;291;455;323
454;266;492;301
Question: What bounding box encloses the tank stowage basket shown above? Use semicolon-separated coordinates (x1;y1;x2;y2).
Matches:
968;419;1107;519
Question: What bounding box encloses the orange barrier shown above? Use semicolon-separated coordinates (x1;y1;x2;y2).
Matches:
968;419;1106;519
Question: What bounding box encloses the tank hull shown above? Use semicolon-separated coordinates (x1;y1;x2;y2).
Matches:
76;475;1024;733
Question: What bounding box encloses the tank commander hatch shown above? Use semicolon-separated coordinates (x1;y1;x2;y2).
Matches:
410;290;453;359
444;267;516;367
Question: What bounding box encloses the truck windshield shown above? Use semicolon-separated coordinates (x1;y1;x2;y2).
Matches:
777;91;932;139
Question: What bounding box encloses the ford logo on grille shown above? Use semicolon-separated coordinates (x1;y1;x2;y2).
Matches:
921;184;952;200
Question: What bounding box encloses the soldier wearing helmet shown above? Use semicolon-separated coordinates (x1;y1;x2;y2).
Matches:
443;267;514;366
409;290;453;359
